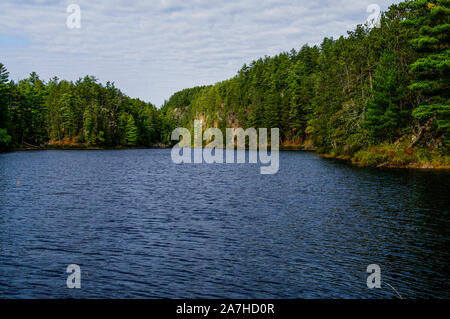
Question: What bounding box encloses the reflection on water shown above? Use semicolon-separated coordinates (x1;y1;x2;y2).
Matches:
0;149;449;298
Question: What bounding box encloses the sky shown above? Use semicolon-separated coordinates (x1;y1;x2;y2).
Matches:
0;0;401;107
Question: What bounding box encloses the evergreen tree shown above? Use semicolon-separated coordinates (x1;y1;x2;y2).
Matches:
83;107;96;146
403;0;450;144
0;63;11;150
1;0;449;158
365;50;407;142
125;115;138;146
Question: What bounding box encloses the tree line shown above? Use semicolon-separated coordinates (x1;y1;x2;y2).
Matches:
0;70;162;150
1;0;449;163
161;0;449;157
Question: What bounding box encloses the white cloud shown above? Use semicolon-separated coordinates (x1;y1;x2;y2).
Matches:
0;0;401;106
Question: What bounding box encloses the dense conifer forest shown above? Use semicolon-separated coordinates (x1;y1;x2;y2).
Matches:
0;70;161;149
1;0;449;167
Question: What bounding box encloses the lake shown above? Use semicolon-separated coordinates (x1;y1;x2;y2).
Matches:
0;149;449;298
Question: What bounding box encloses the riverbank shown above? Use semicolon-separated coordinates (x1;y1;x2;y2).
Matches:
319;144;450;169
4;141;450;170
9;144;311;152
7;143;168;152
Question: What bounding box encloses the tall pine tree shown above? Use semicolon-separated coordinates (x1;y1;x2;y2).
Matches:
0;63;11;150
364;50;407;142
403;0;450;145
125;115;138;146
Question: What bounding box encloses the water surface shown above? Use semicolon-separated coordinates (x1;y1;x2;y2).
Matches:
0;149;449;298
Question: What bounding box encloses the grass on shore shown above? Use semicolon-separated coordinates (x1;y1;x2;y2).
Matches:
352;145;450;168
321;137;450;169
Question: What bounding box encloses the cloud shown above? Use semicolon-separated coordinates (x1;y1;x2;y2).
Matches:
0;0;401;106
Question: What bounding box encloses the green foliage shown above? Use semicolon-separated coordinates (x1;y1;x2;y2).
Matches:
0;69;161;148
160;0;448;156
125;115;138;146
353;139;450;167
0;128;11;150
8;72;48;146
0;63;11;150
364;50;408;142
1;0;449;160
402;0;450;144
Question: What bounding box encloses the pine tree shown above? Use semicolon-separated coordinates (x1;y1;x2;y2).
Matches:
0;63;11;149
403;0;450;145
60;93;76;138
125;115;138;146
364;50;407;142
83;108;96;146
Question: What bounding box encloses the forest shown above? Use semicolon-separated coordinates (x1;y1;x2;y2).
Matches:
0;70;162;150
1;0;449;167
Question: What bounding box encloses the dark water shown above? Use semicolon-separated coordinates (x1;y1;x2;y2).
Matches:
0;149;449;299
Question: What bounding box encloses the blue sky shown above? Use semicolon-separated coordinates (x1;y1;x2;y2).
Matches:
0;0;401;106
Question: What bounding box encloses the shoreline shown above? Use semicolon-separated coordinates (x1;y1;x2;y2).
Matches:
3;144;450;170
317;152;450;170
6;143;169;152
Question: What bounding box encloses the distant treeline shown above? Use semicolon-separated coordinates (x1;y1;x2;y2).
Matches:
1;0;449;165
0;70;164;150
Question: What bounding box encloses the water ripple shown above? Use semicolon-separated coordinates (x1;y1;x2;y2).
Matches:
0;149;449;298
